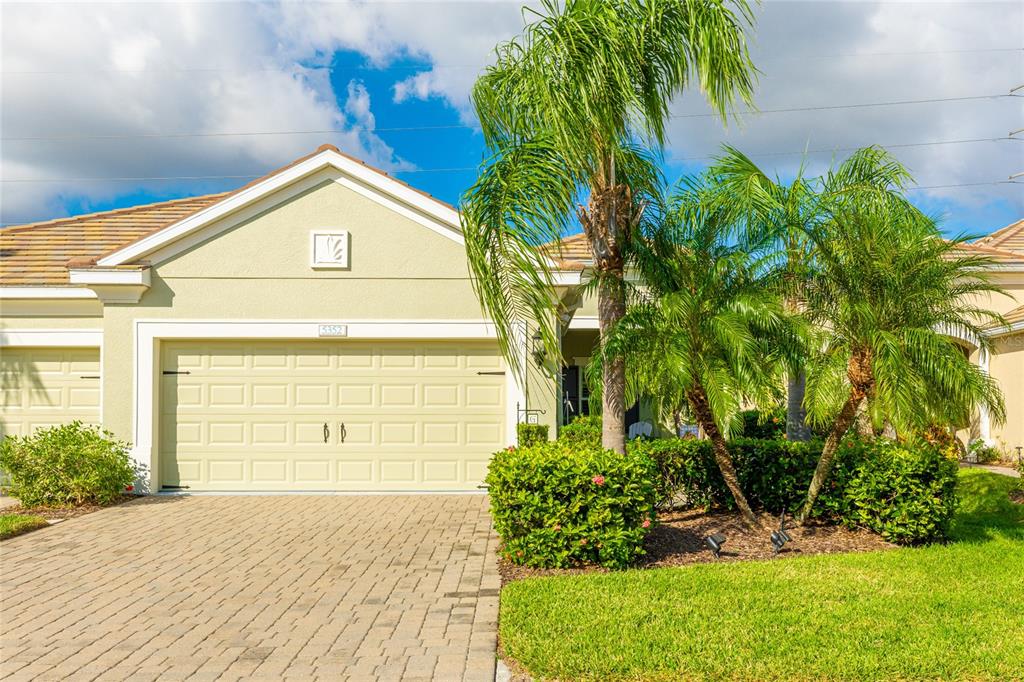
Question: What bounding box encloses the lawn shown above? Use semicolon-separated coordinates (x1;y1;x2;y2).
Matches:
0;513;49;540
500;470;1024;681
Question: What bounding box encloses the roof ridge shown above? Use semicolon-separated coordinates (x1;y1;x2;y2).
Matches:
0;192;231;235
975;218;1024;249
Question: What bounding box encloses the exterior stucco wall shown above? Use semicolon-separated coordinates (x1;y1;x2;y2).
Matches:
0;300;102;326
989;333;1024;455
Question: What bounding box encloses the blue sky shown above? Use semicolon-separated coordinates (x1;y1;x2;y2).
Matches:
2;1;1021;237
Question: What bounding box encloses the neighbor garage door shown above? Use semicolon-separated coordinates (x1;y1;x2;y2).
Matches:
0;347;101;439
159;340;507;491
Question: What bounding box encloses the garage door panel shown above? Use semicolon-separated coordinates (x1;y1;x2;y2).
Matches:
159;340;506;491
0;348;101;439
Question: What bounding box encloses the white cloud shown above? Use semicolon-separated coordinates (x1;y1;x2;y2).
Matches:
0;2;411;223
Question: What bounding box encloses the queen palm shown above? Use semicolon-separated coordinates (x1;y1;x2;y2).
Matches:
796;149;1007;521
460;0;757;452
597;178;802;526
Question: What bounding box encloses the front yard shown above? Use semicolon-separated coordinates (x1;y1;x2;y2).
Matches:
500;469;1024;681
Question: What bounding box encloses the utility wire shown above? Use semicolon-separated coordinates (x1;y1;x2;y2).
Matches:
2;94;1015;143
2;47;1019;75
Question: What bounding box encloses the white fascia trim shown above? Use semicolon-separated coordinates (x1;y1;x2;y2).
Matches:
551;270;583;286
568;315;600;330
131;319;522;491
0;286;98;299
0;329;103;347
987;320;1024;337
68;268;151;286
99;150;464;267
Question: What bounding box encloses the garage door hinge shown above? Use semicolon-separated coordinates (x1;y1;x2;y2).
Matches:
162;370;191;375
476;371;505;376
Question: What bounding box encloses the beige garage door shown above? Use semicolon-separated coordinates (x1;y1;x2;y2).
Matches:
159;340;507;491
0;347;101;439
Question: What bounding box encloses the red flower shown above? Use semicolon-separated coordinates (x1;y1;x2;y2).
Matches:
125;485;134;492
580;538;588;545
553;524;561;531
516;550;524;558
641;518;651;529
592;475;605;486
506;446;515;452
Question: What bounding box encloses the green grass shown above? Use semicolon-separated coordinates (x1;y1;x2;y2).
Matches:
500;470;1024;681
0;513;48;540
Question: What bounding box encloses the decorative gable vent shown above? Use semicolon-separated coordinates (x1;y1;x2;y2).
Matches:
310;230;350;269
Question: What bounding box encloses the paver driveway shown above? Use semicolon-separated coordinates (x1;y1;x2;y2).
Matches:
0;494;500;681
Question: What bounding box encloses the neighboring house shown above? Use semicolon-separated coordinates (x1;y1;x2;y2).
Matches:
0;145;572;493
0;144;1020;494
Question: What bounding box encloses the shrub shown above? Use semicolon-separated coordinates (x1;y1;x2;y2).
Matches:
629;436;958;544
487;440;657;569
0;422;136;507
820;438;960;545
628;436;821;513
967;439;1001;464
516;422;549;448
738;408;785;439
558;415;601;447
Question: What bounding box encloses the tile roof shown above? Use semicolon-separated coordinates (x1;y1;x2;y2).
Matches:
975;219;1024;253
0;194;227;285
985;304;1024;333
948;240;1024;263
0;144;464;288
543;232;590;270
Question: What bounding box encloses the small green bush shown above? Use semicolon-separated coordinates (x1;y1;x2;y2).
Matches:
516;422;549;448
967;439;1001;464
558;415;601;447
487;440;657;569
820;438;960;545
0;422;136;507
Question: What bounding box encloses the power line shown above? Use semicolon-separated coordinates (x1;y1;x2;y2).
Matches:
2;47;1019;76
2;94;1014;143
1;137;1016;184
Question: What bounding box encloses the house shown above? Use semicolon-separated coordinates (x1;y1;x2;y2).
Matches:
0;145;575;493
0;145;1021;494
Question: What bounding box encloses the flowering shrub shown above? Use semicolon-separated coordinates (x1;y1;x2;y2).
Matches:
0;422;137;507
487;440;657;569
558;415;602;447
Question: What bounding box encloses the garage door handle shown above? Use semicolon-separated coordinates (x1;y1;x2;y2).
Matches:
339;422;347;444
323;422;329;443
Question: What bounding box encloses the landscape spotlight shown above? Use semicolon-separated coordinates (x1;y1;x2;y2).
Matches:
770;529;792;555
705;533;726;559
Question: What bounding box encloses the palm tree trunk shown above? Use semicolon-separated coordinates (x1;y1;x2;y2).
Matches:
599;276;627;453
786;370;811;441
687;388;758;527
797;390;862;523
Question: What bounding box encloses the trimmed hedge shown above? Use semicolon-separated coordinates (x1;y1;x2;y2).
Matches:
0;422;136;507
486;441;657;569
629;436;959;545
516;423;549;448
558;415;601;447
738;408;786;439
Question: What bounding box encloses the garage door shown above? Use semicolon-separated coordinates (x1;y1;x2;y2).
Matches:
0;347;101;439
159;340;507;491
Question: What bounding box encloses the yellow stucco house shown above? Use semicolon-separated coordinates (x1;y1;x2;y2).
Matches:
0;145;1021;493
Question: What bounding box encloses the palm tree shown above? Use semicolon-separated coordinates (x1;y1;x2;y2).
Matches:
597;178;802;526
707;147;819;441
460;0;757;453
796;149;1008;521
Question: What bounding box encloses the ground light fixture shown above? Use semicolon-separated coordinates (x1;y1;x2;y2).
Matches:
771;511;793;556
705;533;726;559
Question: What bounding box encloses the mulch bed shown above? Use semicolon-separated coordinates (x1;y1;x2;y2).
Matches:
2;494;138;521
1010;489;1024;505
499;508;894;584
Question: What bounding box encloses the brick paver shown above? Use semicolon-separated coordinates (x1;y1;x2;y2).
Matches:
0;495;500;681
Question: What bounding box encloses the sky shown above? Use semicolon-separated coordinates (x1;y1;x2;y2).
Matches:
1;0;1021;238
